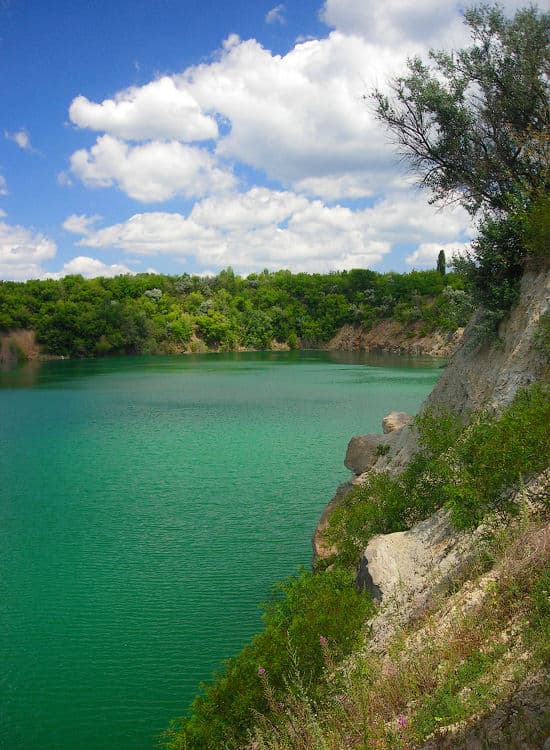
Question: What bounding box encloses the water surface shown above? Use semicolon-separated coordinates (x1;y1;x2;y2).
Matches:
0;351;442;749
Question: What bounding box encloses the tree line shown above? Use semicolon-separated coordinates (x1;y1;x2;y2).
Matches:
0;266;472;357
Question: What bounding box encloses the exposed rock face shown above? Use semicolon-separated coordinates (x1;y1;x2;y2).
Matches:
362;470;549;651
327;321;464;357
374;268;550;476
344;433;394;475
315;269;549;564
311;480;353;563
382;411;412;433
423;268;549;416
356;507;482;605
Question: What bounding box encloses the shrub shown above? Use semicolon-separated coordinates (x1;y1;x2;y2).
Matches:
324;384;550;565
164;568;373;749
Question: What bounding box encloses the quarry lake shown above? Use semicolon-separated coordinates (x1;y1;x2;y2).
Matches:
0;351;442;750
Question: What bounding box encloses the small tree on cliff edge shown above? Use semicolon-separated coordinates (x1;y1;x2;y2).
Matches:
437;250;446;276
373;4;549;326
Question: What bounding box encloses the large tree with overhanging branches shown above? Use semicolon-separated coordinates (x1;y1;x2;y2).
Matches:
373;4;549;215
373;4;549;326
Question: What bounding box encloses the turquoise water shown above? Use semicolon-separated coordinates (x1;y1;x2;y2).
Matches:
0;351;442;750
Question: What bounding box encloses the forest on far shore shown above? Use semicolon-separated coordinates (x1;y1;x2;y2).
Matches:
0;265;473;358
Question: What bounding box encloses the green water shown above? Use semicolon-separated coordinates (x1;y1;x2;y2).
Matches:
0;351;442;750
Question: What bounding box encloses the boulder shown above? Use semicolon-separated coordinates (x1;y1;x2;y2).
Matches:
382;411;412;433
344;433;393;475
356;507;481;605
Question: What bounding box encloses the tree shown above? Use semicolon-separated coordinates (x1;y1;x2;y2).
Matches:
373;5;549;216
374;5;549;328
437;250;446;276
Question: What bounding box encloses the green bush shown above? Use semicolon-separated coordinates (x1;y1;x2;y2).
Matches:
164;568;373;750
444;384;550;527
324;384;550;565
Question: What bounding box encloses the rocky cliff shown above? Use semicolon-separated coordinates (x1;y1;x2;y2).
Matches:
327;321;464;357
306;267;549;749
310;266;549;747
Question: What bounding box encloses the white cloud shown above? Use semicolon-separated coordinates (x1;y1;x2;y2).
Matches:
320;0;531;48
44;256;133;279
265;4;285;25
67;31;414;202
358;192;476;246
405;241;472;268
320;0;467;47
69;76;218;142
0;175;7;195
62;214;102;235
0;211;57;280
182;32;408;197
5;128;32;150
70;187;472;275
69;135;235;202
71;197;390;273
64;0;485;258
189;186;308;229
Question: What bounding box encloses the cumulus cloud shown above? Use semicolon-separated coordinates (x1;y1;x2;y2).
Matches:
69;187;472;274
5;128;32;150
63;214;102;235
184;32;403;194
69;76;218;142
189;187;309;229
320;0;531;48
265;4;285;25
67;31;414;202
0;211;57;280
44;256;133;279
64;0;483;257
320;0;467;47
405;241;472;268
69;135;235;202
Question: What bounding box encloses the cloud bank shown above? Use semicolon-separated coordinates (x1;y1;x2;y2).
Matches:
53;0;518;278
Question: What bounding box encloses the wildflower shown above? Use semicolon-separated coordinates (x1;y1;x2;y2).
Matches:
258;667;266;676
396;714;408;729
319;635;328;647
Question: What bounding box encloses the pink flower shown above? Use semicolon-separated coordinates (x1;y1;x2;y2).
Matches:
257;667;266;676
396;714;408;729
319;635;328;647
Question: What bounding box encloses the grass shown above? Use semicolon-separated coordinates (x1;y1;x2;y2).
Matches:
247;518;550;750
323;383;550;568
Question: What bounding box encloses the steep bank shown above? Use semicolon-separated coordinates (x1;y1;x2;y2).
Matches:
319;267;549;499
304;267;549;748
327;321;464;357
0;329;45;363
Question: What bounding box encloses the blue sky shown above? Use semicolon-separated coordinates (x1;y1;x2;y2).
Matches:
0;0;527;280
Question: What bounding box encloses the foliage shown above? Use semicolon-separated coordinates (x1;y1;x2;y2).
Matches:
0;267;470;357
443;384;550;528
436;249;446;276
163;568;373;750
375;4;549;328
373;5;549;215
246;519;550;750
324;384;550;565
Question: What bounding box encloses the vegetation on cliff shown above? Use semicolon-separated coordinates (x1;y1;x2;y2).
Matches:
163;383;549;749
0;267;471;358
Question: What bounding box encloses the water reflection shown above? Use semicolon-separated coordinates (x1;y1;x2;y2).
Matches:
0;349;446;390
